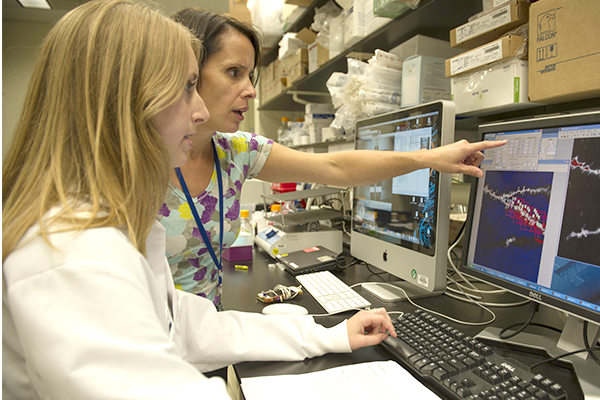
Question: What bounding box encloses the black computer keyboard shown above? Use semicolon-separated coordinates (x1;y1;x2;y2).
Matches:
383;310;567;400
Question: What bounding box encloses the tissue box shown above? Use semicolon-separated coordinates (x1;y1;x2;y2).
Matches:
451;59;536;116
390;34;461;61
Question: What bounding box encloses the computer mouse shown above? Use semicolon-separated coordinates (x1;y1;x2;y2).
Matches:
261;303;309;315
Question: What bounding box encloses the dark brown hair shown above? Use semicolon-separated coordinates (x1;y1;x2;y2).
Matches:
173;8;262;85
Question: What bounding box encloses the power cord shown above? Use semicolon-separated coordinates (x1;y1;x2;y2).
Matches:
334;254;358;270
350;281;496;326
529;347;600;370
583;320;600;365
364;262;387;276
498;302;564;340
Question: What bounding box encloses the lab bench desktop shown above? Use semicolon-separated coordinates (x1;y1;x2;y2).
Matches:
221;247;586;400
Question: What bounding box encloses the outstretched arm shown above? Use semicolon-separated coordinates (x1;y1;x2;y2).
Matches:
255;139;506;186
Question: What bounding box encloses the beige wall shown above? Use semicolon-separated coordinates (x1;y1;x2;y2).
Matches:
2;19;53;161
1;0;230;162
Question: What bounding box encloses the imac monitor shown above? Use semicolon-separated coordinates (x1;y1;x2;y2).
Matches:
461;111;600;395
351;100;455;301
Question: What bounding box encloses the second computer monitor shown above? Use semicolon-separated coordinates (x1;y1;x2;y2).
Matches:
351;100;455;301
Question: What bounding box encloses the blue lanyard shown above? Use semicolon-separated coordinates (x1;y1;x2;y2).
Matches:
175;140;223;285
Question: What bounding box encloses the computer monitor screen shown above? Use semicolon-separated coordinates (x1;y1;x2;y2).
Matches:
461;110;600;325
351;100;455;300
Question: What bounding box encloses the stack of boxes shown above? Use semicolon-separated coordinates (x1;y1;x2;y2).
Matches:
260;59;286;104
388;35;461;109
446;0;532;115
304;103;335;144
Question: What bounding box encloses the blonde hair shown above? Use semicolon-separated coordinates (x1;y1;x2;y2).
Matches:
2;0;201;261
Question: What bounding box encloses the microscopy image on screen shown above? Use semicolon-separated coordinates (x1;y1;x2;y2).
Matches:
557;138;600;267
551;258;600;306
473;171;553;282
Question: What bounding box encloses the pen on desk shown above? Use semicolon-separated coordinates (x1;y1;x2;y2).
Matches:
235;265;249;270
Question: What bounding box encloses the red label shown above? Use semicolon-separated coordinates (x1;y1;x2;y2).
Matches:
302;246;320;253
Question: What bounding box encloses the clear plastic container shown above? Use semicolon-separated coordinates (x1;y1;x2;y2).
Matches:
239;209;254;243
277;117;290;145
268;204;282;227
223;209;254;261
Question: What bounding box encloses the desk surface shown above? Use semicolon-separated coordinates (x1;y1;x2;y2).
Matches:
221;247;583;399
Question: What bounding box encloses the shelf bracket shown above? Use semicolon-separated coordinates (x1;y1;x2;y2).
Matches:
287;90;330;105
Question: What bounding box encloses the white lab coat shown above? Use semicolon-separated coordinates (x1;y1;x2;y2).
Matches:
2;217;350;399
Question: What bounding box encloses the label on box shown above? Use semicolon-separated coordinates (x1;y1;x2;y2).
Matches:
493;0;512;7
455;4;512;44
303;246;320;253
450;40;504;75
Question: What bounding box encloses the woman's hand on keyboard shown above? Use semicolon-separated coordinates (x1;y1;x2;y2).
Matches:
346;308;398;350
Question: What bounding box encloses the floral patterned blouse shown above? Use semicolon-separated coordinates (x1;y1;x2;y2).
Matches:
157;131;273;307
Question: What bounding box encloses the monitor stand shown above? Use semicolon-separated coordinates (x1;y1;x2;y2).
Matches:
361;281;444;302
475;315;600;398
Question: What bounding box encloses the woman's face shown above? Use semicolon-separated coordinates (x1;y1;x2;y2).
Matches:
198;29;256;134
154;46;209;167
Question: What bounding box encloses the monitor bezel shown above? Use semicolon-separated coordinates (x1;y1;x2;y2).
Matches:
351;100;455;294
460;110;600;324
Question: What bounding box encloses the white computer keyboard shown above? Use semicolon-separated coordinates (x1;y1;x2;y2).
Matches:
296;270;371;314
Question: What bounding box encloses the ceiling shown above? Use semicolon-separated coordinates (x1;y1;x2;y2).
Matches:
2;0;229;23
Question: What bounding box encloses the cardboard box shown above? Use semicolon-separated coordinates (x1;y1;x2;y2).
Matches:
278;33;308;60
364;0;392;36
282;48;308;73
390;34;462;61
286;62;308;86
401;55;451;108
450;1;530;49
285;0;314;6
305;103;335;114
304;113;335;124
451;59;536;116
445;34;526;77
373;0;411;19
308;41;329;73
344;0;366;48
226;0;252;23
448;213;467;246
528;0;600;103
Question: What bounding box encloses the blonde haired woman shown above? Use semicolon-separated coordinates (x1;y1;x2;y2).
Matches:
2;1;396;398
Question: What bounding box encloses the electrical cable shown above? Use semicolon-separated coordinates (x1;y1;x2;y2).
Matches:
334;254;358;270
583;320;600;365
364;262;387;276
446;230;507;295
499;302;539;339
529;348;600;370
350;281;496;326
